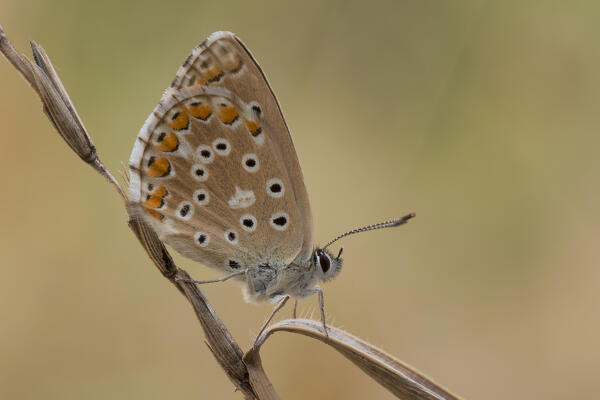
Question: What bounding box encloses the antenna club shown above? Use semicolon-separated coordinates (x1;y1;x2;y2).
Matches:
391;213;416;226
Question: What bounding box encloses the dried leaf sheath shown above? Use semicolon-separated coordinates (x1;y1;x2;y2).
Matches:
247;319;462;400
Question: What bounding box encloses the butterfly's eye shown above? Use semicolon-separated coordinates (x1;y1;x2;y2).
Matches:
318;252;331;274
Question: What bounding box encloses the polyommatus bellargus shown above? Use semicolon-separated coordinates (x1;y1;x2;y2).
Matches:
127;31;414;338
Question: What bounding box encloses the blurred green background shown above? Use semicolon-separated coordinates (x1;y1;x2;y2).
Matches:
2;1;600;399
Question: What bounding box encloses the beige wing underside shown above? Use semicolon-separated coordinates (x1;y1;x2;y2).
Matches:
128;32;313;273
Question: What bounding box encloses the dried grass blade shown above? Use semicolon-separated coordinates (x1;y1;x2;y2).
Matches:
246;319;461;400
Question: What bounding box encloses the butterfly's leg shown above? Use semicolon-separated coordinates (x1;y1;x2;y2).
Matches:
314;286;328;337
254;295;290;347
292;299;298;319
177;269;247;285
299;286;327;337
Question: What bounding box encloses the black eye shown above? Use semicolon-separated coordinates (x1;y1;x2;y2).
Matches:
319;253;331;273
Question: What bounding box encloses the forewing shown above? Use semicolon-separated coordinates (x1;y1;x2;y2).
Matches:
169;31;313;262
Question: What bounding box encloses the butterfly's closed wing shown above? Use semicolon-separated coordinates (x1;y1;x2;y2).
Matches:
169;31;313;261
128;32;313;275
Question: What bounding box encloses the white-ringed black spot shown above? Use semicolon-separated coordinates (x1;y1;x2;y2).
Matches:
227;259;241;269
191;164;208;182
240;214;257;232
180;205;190;216
270;211;289;231
266;178;285;198
147;183;154;191
196;145;215;163
252;105;262;116
193;231;210;247
242;153;259;173
224;229;238;244
176;201;194;221
212;138;231;156
193;189;209;206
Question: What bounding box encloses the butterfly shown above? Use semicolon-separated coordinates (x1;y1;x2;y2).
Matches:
127;31;414;339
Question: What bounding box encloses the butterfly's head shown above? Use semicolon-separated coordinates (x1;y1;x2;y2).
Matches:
313;248;343;282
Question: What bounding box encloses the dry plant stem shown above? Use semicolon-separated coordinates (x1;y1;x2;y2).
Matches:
1;25;277;399
0;25;125;199
128;214;274;399
247;319;461;400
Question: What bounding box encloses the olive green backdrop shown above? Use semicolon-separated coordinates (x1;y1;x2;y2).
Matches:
2;1;599;399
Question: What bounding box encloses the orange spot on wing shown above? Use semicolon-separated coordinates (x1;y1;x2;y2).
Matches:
155;132;179;152
188;102;212;120
219;105;239;125
196;77;208;86
143;184;168;208
203;65;223;82
243;117;262;137
153;185;168;197
147;157;171;177
169;110;189;130
146;209;164;221
144;195;163;209
226;58;242;73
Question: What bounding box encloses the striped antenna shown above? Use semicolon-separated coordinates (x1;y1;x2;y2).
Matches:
322;213;416;252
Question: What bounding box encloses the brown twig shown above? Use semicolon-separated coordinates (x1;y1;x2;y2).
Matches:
1;23;270;400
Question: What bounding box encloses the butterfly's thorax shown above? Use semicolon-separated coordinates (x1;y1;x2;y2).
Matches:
244;257;317;303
